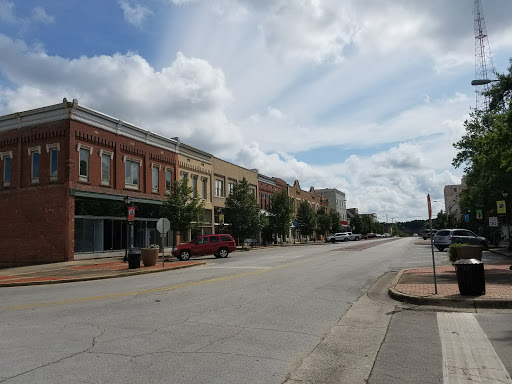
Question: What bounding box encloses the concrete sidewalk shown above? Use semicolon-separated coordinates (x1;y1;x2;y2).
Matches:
389;246;512;309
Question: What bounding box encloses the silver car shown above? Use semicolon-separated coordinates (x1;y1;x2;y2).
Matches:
433;229;487;251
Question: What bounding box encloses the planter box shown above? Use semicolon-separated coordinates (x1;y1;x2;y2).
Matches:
141;248;159;267
455;245;483;261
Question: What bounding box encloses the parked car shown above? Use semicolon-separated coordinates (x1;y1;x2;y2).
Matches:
421;228;438;240
366;233;376;239
432;229;488;252
326;232;361;243
172;234;236;261
383;233;391;238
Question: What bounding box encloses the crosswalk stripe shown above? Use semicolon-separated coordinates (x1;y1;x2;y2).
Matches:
438;312;512;383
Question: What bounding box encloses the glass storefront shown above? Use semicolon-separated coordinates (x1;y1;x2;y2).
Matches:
74;196;174;253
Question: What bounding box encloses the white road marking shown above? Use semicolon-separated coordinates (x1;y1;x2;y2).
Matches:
438;312;512;383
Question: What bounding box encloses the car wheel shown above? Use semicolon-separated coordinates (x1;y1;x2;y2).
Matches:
344;238;349;242
423;237;428;240
436;246;445;252
218;248;229;258
179;250;191;261
355;237;360;241
331;238;336;243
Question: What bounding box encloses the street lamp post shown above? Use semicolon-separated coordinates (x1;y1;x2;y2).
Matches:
502;191;512;250
124;196;131;262
471;79;499;86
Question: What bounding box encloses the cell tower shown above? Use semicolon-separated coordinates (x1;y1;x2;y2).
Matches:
473;0;495;111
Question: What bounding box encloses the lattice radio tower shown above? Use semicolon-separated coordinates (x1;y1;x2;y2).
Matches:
473;0;495;111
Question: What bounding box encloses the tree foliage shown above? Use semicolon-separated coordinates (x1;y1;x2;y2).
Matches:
269;188;295;240
160;179;204;241
224;178;262;244
296;200;316;238
452;59;512;244
328;209;342;233
316;206;331;238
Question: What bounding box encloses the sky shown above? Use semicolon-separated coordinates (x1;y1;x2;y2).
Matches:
1;0;511;223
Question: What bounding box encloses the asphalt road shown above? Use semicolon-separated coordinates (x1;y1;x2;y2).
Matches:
1;238;511;383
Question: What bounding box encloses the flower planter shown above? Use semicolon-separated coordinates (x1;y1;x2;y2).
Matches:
141;248;159;267
455;245;483;261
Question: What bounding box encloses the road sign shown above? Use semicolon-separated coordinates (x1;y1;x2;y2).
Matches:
476;209;483;220
156;218;170;233
128;206;135;222
497;200;507;214
464;214;470;222
489;217;499;227
427;194;432;219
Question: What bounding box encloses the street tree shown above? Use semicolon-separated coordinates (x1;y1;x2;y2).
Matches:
224;178;262;245
453;59;512;241
329;209;342;233
269;188;295;242
316;206;331;239
350;214;363;235
161;179;205;243
296;200;316;240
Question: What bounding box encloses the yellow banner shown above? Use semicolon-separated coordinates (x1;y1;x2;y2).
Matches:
497;200;507;214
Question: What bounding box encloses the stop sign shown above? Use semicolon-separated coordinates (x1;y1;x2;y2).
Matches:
157;218;170;233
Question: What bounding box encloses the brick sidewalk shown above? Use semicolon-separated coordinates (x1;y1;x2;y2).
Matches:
395;262;512;300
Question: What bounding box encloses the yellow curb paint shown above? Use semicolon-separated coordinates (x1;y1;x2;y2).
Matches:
0;258;313;311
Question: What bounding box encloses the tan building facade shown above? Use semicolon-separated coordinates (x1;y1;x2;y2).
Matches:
176;142;214;240
212;157;258;234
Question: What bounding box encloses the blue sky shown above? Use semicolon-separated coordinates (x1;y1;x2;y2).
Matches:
1;0;512;222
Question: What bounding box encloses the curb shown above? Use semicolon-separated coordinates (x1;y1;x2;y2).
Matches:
0;261;206;287
388;268;512;309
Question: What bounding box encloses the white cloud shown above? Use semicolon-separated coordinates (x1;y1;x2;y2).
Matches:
0;0;15;23
119;0;153;27
31;7;55;24
0;1;54;25
0;35;238;155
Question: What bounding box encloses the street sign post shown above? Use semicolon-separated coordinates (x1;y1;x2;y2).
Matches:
156;218;171;267
427;194;437;294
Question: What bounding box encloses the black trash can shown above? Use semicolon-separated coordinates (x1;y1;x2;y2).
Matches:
454;258;485;296
128;248;141;269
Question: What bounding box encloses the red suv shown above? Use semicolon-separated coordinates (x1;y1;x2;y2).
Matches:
172;234;236;261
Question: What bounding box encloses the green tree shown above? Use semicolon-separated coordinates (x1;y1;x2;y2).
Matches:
453;59;512;245
160;179;204;243
329;209;342;233
296;200;316;239
350;214;363;234
224;178;262;245
434;210;457;230
316;206;331;239
269;188;295;241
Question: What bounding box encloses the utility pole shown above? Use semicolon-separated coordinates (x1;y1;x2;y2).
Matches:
473;0;495;111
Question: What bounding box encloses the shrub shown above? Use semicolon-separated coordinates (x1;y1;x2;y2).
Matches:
448;243;466;263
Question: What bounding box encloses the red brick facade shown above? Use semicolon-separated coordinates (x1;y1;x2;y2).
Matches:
0;101;178;266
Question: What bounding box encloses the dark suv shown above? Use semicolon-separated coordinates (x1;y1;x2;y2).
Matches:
172;234;236;261
433;229;487;251
421;228;437;240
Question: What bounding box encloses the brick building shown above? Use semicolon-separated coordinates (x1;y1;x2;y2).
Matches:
211;157;258;234
0;99;181;266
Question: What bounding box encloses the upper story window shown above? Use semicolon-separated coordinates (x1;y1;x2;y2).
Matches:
181;171;188;182
28;146;41;184
201;177;208;200
192;175;198;198
228;182;234;195
165;169;173;193
1;151;12;187
100;149;113;186
77;144;93;182
249;187;256;197
215;179;224;197
152;164;160;193
124;156;141;189
46;143;60;181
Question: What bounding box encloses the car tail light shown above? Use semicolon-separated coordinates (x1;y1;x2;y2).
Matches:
449;235;453;240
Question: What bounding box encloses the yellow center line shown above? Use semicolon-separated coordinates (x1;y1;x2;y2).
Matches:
0;258;315;311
